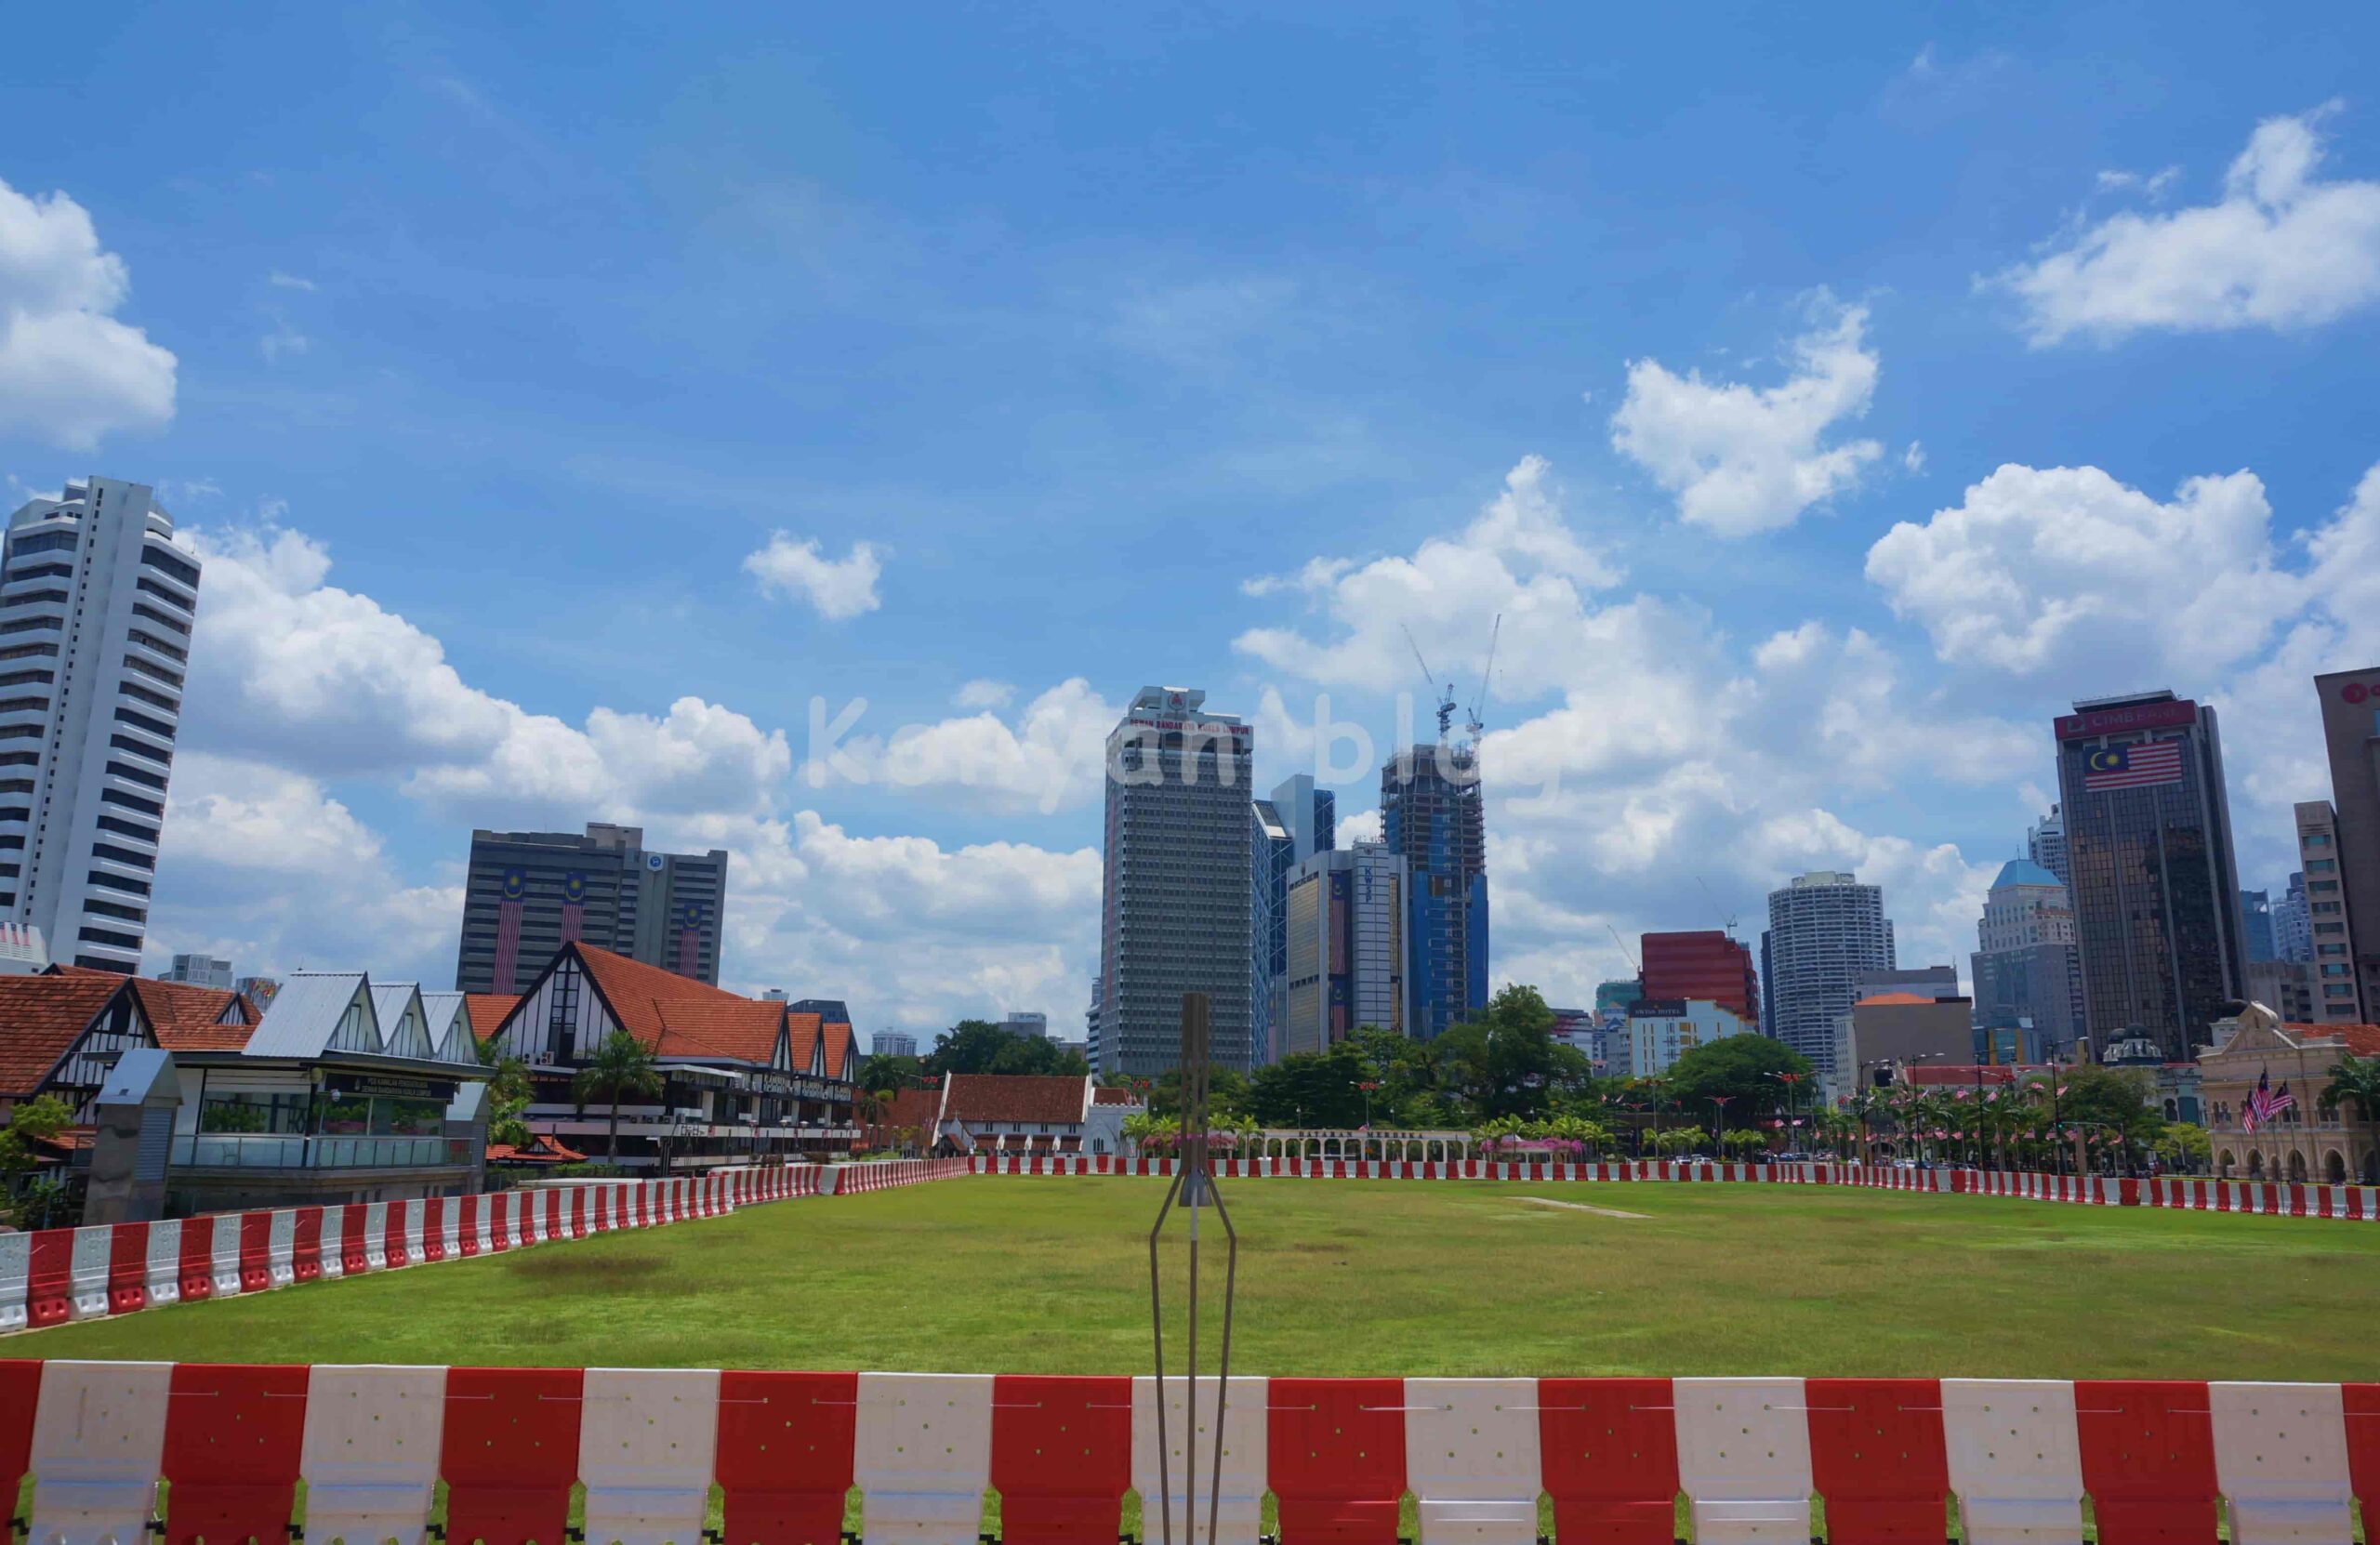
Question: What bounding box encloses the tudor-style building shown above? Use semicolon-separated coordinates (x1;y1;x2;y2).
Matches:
0;971;154;1124
2201;1004;2380;1184
485;942;859;1169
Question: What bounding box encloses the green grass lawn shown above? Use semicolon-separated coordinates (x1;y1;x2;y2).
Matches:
10;1176;2377;1378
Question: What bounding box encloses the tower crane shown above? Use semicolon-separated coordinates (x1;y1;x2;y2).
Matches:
1466;613;1501;744
1400;623;1457;743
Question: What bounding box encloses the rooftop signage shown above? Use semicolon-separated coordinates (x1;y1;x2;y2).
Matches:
2054;698;2199;741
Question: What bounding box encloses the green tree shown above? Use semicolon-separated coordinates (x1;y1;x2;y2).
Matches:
1652;1125;1707;1155
0;1093;72;1180
574;1031;663;1163
1661;1035;1815;1117
2320;1052;2380;1124
923;1023;1091;1079
2155;1121;2212;1171
1247;1043;1373;1128
862;1051;927;1089
1431;985;1587;1121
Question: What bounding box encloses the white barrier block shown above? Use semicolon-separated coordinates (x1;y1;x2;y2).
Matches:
301;1364;448;1545
1673;1377;1813;1545
270;1209;299;1288
28;1359;173;1545
854;1372;993;1545
318;1206;347;1279
2210;1382;2354;1545
0;1229;30;1332
579;1367;722;1545
210;1214;244;1298
1942;1379;2084;1545
141;1221;180;1307
361;1202;390;1271
1131;1375;1266;1545
66;1226;112;1321
1405;1378;1540;1545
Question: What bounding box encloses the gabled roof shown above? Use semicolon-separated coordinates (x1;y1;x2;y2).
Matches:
821;1021;854;1081
568;944;790;1069
0;973;140;1097
786;1011;826;1074
245;971;378;1059
128;977;257;1051
370;984;437;1059
463;994;521;1046
418;992;480;1065
939;1073;1091;1126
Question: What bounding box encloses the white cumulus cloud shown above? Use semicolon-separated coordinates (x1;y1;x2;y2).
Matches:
1609;297;1883;536
743;533;884;619
0;177;177;448
1998;106;2380;343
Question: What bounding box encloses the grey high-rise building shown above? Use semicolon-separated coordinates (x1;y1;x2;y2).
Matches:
162;954;232;990
1253;773;1335;1063
1382;742;1488;1038
2292;800;2364;1024
2313;667;2380;1022
456;822;729;993
1765;870;1895;1082
1279;841;1408;1056
0;477;202;973
2240;890;2278;963
2054;690;2246;1061
2273;872;2312;964
1969;859;2084;1056
2027;806;2070;890
1097;686;1255;1077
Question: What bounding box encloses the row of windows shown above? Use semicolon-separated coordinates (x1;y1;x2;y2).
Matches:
99;786;163;818
123;652;183;689
139;546;200;588
109;733;169;765
8;531;79;558
0;725;42;741
114;707;176;741
104;759;165;791
4;561;73;584
0;669;52;690
91;842;153;871
78;926;141;951
85;898;146;925
0;615;60;636
95;815;157;844
129;601;188;637
120;680;178;714
0;642;58;662
0;697;46;716
88;869;151;897
1;588;70;609
127;628;187;664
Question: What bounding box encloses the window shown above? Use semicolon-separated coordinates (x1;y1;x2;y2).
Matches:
122;654;183;687
134;577;191;609
127;631;187;664
104;760;165;791
4;562;73;583
90;843;153;870
87;869;150;896
139;546;200;588
0;588;70;609
113;708;177;740
84;899;145;924
2304;833;2333;847
0;670;52;689
0;643;58;662
108;733;169;764
119;681;178;713
95;816;158;843
0;615;61;636
0;697;46;716
129;602;188;637
77;926;142;950
99;787;163;817
2307;858;2337;872
7;531;78;557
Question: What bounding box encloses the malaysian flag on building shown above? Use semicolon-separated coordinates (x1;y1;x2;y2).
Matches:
2082;739;2186;791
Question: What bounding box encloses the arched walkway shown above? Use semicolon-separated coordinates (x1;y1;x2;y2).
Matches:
2216;1150;2235;1177
2287;1150;2308;1182
2248;1151;2265;1178
2324;1150;2347;1184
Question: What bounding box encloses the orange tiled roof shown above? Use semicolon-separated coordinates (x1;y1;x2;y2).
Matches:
486;1132;587;1164
0;974;136;1098
464;994;522;1045
1091;1085;1140;1105
884;1084;942;1135
2286;1023;2380;1056
571;945;786;1067
130;978;257;1051
1855;992;1944;1007
786;1010;825;1072
940;1073;1090;1126
821;1021;854;1080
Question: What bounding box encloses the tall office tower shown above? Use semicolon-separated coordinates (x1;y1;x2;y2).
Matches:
1381;742;1488;1038
871;1031;919;1059
2240;891;2278;962
2273;873;2312;963
0;477;201;973
456;822;729;993
1097;686;1255;1076
2053;690;2246;1061
2313;667;2380;1021
1001;1011;1050;1039
1278;841;1408;1057
2027;806;2070;889
1764;871;1895;1082
2292;800;2365;1024
1251;798;1289;1065
1084;975;1104;1070
1253;773;1336;1063
1639;930;1758;1023
162;953;232;989
1968;859;2084;1055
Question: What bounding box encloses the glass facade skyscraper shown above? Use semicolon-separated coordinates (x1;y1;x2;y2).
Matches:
1381;742;1488;1039
2054;691;2246;1061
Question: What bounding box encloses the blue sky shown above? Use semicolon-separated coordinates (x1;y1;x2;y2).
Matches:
6;3;2379;1036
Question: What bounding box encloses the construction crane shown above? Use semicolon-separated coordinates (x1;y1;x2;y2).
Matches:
1695;874;1740;939
1466;613;1501;744
1605;924;1639;972
1401;623;1457;743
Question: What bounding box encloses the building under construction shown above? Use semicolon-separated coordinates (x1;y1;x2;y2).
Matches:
1381;741;1488;1038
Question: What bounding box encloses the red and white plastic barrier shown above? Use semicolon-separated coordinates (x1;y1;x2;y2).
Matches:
5;1364;2379;1545
973;1154;2380;1221
0;1158;967;1337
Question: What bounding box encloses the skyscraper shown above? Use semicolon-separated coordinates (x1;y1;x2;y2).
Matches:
1381;741;1488;1038
2054;690;2246;1060
163;954;233;990
2239;890;2278;962
2292;800;2363;1024
2027;806;2070;889
2312;666;2380;1021
0;477;201;973
1253;774;1335;1063
1279;841;1408;1056
1764;871;1894;1082
1097;686;1255;1076
1969;859;2083;1055
2274;872;2312;963
1639;931;1757;1023
456;823;729;993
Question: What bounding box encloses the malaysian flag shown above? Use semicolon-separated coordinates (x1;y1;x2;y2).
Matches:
2082;739;2186;791
2244;1066;2280;1132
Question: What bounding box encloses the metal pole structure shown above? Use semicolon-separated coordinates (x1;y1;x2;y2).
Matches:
1148;992;1237;1545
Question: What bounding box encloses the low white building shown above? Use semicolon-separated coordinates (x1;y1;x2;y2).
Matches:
1626;997;1756;1076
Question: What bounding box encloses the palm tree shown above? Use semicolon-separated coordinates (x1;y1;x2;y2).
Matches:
2320;1053;2380;1124
574;1031;664;1165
